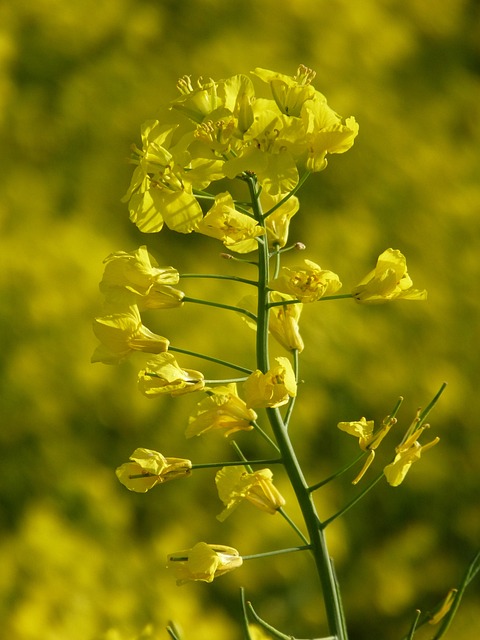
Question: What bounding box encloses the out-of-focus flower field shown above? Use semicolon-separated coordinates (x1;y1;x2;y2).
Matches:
1;1;479;638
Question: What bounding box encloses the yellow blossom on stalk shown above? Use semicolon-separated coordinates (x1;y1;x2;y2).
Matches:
115;448;192;493
99;246;185;310
338;415;396;483
167;542;242;585
384;425;440;487
138;353;204;397
269;292;304;352
352;248;427;304
122;120;203;234
252;65;318;117
244;356;297;409
195;192;265;253
301;94;359;172
261;192;299;248
186;384;257;438
91;305;169;364
270;259;342;303
215;466;286;522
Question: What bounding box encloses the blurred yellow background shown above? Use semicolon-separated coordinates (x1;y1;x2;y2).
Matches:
1;0;479;638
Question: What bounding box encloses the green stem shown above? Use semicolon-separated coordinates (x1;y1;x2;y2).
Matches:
169;345;252;375
242;545;311;561
263;170;311;219
180;273;258;287
183;295;257;323
278;507;310;545
267;293;353;309
192;458;282;470
321;472;384;529
245;173;348;640
309;452;366;493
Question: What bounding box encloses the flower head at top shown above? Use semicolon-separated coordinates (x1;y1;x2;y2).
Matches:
167;542;243;585
352;248;427;304
138;353;205;397
270;259;342;303
116;448;192;492
215;466;286;522
186;384;257;438
243;356;297;409
91;305;169;364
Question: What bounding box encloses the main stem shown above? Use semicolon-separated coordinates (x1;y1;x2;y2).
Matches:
245;174;348;640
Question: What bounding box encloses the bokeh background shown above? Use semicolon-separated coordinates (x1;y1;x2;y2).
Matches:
1;0;479;638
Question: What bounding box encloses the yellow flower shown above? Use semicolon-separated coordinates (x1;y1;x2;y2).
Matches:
195;192;265;253
269;292;304;352
115;448;192;492
352;248;427;304
167;542;242;585
138;353;205;397
243;356;297;409
215;466;286;522
91;305;169;364
337;417;376;450
252;65;318;117
302;94;359;172
186;384;257;438
261;192;299;249
384;426;440;487
270;259;342;303
100;246;185;309
338;415;396;484
122;120;203;233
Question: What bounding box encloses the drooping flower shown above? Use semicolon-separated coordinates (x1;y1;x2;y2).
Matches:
138;353;204;397
195;192;265;253
215;466;286;522
261;192;299;249
352;248;427;304
99;246;185;309
186;384;257;438
384;426;439;487
301;94;359;172
270;259;342;303
91;305;169;364
122;120;203;234
268;292;304;352
338;415;397;484
100;246;179;295
167;542;242;585
243;356;297;409
116;448;192;492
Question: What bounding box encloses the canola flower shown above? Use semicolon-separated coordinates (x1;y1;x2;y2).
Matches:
186;384;257;438
90;65;454;640
270;259;342;303
116;448;192;492
138;353;205;397
215;466;286;522
167;542;243;585
352;248;427;304
91;305;169;364
243;357;297;409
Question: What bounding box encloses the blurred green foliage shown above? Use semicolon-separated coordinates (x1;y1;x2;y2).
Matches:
1;0;479;638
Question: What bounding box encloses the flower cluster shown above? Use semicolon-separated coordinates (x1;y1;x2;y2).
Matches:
122;65;358;246
92;66;440;606
338;408;439;487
